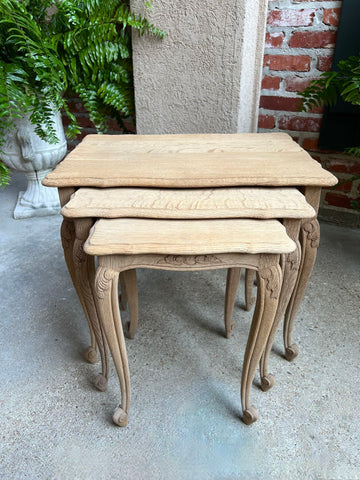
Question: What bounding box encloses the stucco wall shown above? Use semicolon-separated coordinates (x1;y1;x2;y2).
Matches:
131;0;268;134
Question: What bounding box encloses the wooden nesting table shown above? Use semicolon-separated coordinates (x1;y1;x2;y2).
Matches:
43;132;337;424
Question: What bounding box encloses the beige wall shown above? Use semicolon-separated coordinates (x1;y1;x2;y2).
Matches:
131;0;268;134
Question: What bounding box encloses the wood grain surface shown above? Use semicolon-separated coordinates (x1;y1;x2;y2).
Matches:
43;133;337;188
84;218;296;256
62;187;316;219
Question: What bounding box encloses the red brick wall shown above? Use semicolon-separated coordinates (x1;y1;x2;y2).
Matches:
259;0;360;223
63;97;135;151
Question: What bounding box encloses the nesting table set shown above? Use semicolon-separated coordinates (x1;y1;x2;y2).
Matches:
43;133;337;426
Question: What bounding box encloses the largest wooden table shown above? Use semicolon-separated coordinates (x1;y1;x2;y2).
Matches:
43;132;337;369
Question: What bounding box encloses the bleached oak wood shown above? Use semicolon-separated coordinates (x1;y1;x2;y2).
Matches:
122;269;138;340
61;187;316;219
283;187;322;361
94;266;130;427
224;268;242;338
119;273;128;311
59;187;132;371
58;188;98;363
73;218;109;391
226;188;324;363
223;223;302;395
50;134;337;382
94;254;282;427
85;218;296;256
85;217;293;426
241;262;282;425
62;186;315;345
259;219;301;390
284;217;320;361
43;133;337;189
245;269;257;312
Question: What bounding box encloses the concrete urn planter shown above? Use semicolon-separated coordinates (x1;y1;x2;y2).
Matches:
1;111;67;219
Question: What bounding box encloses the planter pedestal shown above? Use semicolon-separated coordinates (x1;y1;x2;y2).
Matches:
1;112;67;219
14;169;62;219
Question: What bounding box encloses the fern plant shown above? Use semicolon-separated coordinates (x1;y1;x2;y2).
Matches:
0;0;165;187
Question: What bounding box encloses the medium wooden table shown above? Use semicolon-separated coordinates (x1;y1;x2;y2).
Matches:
43;132;337;375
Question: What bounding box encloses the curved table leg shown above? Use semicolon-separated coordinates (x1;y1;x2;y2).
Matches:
123;269;139;339
283;218;320;361
95;266;131;427
245;269;256;311
119;272;128;311
241;263;282;425
224;268;241;338
74;219;109;391
61;218;98;364
259;239;301;391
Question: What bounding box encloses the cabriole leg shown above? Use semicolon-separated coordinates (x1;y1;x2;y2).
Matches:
123;269;139;340
224;268;241;338
283;219;320;361
61;217;98;363
58;188;98;363
260;239;301;390
95;266;131;427
74;219;109;391
245;269;256;311
119;272;128;311
241;263;282;425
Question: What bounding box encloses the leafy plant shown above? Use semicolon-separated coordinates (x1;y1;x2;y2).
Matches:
299;55;360;211
0;0;165;187
300;55;360;117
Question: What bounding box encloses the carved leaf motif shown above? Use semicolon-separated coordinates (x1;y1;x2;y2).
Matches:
303;219;320;248
95;267;116;299
286;245;301;272
259;266;281;300
156;254;223;266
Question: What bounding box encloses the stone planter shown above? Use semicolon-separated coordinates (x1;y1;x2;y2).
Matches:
1;111;67;219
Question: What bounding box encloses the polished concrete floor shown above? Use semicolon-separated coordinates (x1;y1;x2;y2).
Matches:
1;174;360;480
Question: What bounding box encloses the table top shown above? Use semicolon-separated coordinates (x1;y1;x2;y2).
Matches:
43;133;337;188
62;187;316;219
84;218;296;256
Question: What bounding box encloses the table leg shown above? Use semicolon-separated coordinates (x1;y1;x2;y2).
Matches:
245;269;256;311
58;188;98;363
283;187;321;361
259;219;301;389
119;273;128;311
95;266;130;427
283;218;320;361
224;268;241;338
122;269;139;340
224;267;256;338
241;260;282;425
74;219;109;391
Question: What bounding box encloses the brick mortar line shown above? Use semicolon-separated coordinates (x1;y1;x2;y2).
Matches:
267;2;342;11
258;107;323;116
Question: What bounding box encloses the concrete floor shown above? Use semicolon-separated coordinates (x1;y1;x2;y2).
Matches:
1;174;360;480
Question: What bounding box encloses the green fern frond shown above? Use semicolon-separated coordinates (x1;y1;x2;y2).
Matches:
0;161;10;188
299;55;360;111
0;0;165;187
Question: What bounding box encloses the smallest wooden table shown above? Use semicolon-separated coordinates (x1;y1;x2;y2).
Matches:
84;217;295;425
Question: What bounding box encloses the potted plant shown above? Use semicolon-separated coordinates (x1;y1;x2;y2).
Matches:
299;54;360;211
0;0;164;217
